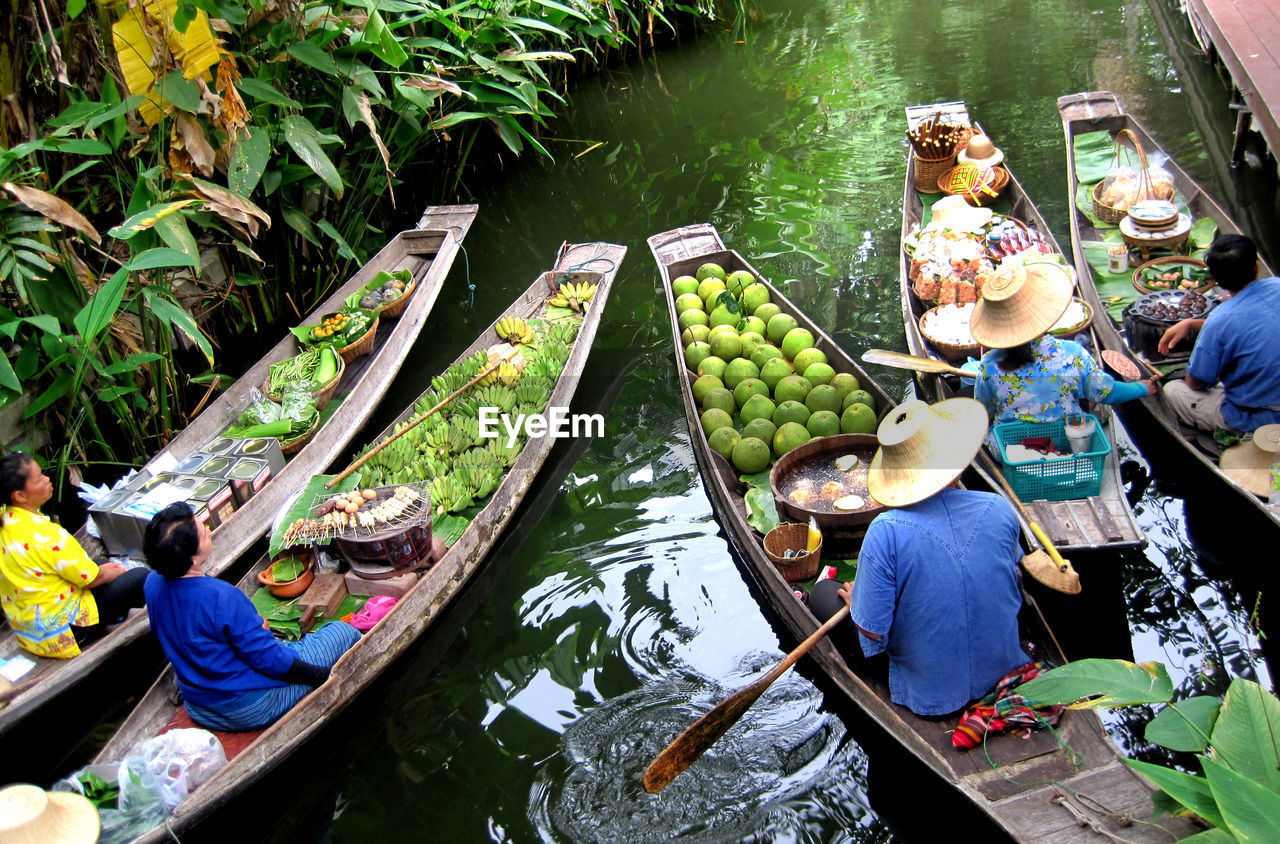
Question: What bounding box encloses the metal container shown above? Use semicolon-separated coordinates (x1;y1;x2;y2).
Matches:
173;453;211;476
769;434;885;556
202;436;239;457
336;520;434;579
198;455;236;478
87;488;137;556
188;478;236;529
227;457;271;506
234;437;285;476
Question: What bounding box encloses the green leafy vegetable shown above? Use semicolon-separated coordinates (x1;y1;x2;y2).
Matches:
271;557;306;582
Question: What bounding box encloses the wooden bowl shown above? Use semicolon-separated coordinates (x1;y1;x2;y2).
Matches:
769;434;885;531
258;553;315;598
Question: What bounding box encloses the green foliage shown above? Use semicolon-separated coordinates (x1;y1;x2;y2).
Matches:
1013;658;1174;708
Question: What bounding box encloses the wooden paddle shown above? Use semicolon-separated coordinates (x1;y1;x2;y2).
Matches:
976;452;1081;595
643;605;850;793
860;348;971;378
1099;349;1178;384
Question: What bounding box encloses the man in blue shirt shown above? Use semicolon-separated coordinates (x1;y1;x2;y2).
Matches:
809;399;1028;717
1159;234;1280;433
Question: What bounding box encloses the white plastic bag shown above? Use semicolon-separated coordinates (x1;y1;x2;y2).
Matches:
122;728;228;812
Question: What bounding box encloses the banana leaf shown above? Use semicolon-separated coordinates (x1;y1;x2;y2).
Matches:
1082;241;1140;319
1074;130;1121;185
268;471;363;558
740;471;779;535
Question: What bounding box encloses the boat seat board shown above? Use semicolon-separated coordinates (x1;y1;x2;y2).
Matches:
160;706;264;761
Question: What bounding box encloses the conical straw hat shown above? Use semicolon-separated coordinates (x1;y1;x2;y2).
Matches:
868;398;989;507
969;262;1074;349
0;785;99;844
1219;424;1280;498
930;194;993;234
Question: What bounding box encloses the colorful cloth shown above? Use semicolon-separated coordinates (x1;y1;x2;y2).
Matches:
951;661;1065;749
974;336;1146;425
1187;277;1280;432
0;506;100;658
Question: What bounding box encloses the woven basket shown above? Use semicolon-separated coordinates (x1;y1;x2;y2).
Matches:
918;305;980;363
913;149;959;194
1091;129;1151;225
937;165;1010;207
763;523;822;582
1047;297;1094;339
262;352;345;412
373;278;418;320
338;316;379;364
1131;256;1215;294
279;415;320;455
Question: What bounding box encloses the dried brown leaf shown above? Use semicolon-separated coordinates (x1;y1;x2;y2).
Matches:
2;182;101;244
174;114;216;176
187;178;270;238
403;75;464;98
355;92;395;208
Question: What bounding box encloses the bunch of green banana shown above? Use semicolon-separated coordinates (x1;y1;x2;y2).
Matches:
452;416;480;452
496;316;536;345
513;382;550;410
473;385;516;414
429;476;472;515
548;281;598;312
543;320;579;346
423;424;456;458
486;437;523;468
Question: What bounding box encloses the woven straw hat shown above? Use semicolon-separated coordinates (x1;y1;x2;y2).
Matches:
0;785;99;844
930;194;993;234
969;262;1074;349
1219;424;1280;497
867;398;989;507
957;133;1005;168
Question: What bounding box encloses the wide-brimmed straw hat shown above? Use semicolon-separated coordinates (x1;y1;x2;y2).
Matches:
0;785;99;844
868;398;988;507
929;194;993;234
969;262;1074;349
957;133;1005;168
1219;424;1280;497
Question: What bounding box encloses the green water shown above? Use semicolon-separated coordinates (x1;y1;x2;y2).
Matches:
223;0;1279;840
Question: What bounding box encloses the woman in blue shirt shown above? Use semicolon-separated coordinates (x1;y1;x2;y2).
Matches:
143;503;360;731
969;262;1154;428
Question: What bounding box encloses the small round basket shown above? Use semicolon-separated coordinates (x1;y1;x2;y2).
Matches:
938;165;1010;207
763;523;822;582
279;415;321;456
913;149;960;194
1047;297;1094;339
1091;129;1150;224
918;304;980;363
372;278;418;320
337;316;379;365
1131;256;1214;295
262;353;346;412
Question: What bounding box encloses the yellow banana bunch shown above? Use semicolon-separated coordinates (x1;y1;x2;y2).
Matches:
496;316;535;344
549;281;598;312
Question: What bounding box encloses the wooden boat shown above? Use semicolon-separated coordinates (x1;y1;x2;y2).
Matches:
898;101;1145;554
648;223;1194;842
0;205;477;738
87;241;624;841
1058;90;1280;534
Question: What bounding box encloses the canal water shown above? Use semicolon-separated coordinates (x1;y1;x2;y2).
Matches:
197;0;1278;840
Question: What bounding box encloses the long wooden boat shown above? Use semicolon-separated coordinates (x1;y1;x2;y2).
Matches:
1058;91;1280;535
87;240;624;840
648;223;1194;842
0;204;477;738
897;102;1145;555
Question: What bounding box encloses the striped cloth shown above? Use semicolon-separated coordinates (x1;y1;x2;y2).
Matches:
951;661;1064;750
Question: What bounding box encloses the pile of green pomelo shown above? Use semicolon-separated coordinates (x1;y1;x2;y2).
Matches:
677;262;878;475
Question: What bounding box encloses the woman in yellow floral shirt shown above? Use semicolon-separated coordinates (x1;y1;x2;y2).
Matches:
0;453;146;658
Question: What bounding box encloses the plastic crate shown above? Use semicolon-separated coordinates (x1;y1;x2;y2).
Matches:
993;414;1110;501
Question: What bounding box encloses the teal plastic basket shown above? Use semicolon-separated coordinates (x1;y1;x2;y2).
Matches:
993;414;1110;501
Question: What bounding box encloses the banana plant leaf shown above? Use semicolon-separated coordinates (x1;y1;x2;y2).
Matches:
268;471;363;558
1202;756;1280;841
740;471;780;535
1013;658;1173;708
432;513;469;547
1123;758;1225;829
1073;130;1119;185
1145;696;1221;753
1208;679;1280;794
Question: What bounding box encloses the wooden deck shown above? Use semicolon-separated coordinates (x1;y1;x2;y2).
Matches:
1185;0;1280;162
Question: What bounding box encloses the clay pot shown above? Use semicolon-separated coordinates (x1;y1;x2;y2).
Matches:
258;552;315;598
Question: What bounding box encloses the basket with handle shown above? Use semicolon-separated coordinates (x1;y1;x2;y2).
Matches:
763;522;822;582
1091;129;1151;225
909;112;971;193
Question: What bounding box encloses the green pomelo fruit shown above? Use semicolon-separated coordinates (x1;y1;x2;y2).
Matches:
726;270;755;298
697;277;727;303
704;288;729;312
703;387;736;416
803;362;836;386
684;341;712;371
697;356;728;380
709;332;743;362
754;302;782;325
772;400;811;428
701;407;734;436
805;384;843;416
741;283;771;315
759;357;793;391
733;378;770;408
723;358;760;390
682;324;711;347
829;372;860;399
740;394;777;424
767;313;799;345
732;437;772;474
840;403;878;435
675;293;704;315
708;322;739;340
773;422;812;458
774;375;813;406
709;426;741;461
742;418;777;444
672;275;700;297
807;411;841;438
693;374;724;405
842;389;876;413
678;309;709;331
709;304;740;328
751;344;785;370
792;347;827;375
739;331;767;360
781;327;816;361
742;316;767;336
696;262;727;282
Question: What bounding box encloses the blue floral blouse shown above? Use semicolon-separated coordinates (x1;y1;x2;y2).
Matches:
974;336;1145;424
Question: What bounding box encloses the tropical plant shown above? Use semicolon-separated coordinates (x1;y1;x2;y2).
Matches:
1015;659;1280;841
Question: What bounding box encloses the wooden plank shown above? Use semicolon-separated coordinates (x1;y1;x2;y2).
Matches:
1087;497;1124;542
1189;0;1280;156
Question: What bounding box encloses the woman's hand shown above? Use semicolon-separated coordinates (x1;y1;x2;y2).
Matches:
1157;318;1204;356
1142;377;1159;397
837;581;853;609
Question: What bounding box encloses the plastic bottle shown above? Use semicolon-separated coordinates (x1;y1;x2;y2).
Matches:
806;516;822;553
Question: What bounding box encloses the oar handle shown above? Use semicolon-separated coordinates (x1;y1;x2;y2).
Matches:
1029;521;1071;572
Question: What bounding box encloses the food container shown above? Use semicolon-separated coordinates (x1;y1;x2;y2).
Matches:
88;488;138;557
202;437;239;457
227;457;272;507
234;437;285;476
763;523;823;582
199;455;236;477
769;434;885;557
1107;245;1129;274
336;520;434;578
188;478;236;529
173;453;211;475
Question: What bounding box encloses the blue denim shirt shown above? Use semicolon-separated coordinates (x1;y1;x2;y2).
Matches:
849;488;1029;716
1188;277;1280;431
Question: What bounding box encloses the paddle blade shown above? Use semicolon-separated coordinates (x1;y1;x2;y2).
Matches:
642;680;768;793
860;348;967;377
1021;549;1082;595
